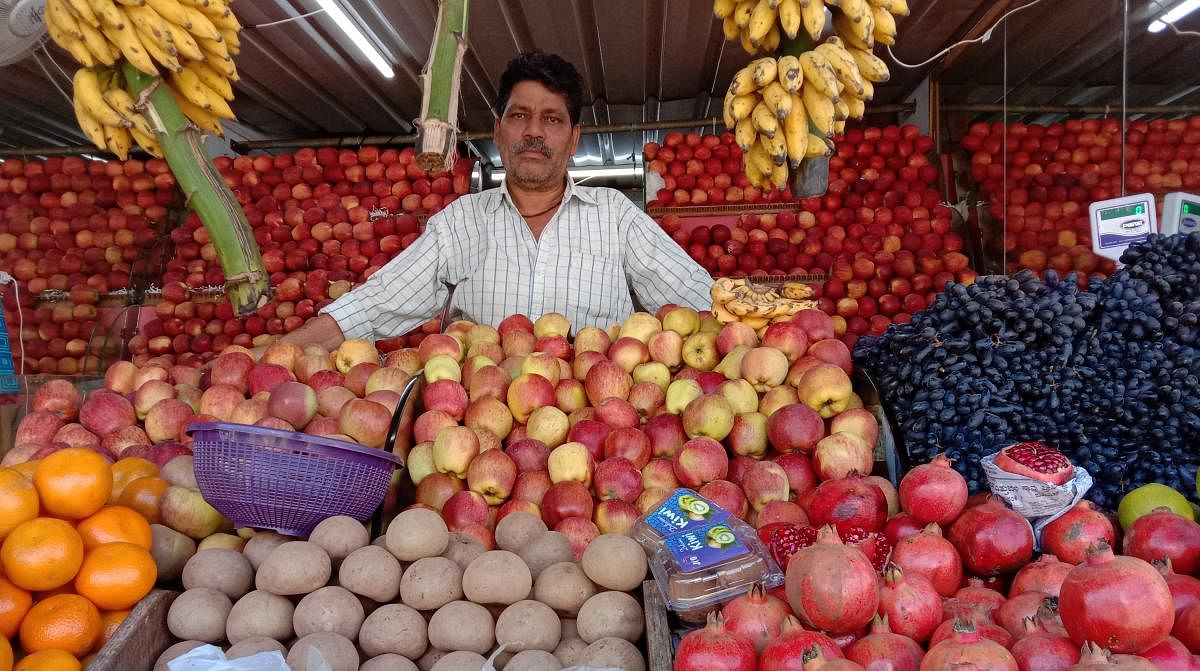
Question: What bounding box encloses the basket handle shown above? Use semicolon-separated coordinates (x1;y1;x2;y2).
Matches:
385;370;423;454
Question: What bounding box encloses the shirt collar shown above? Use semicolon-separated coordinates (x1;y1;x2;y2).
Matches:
487;175;598;213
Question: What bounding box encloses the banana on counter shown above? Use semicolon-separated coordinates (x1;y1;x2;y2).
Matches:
45;0;242;156
710;277;818;334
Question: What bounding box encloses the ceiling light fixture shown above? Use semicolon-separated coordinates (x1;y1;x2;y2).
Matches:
315;0;394;78
1149;0;1200;32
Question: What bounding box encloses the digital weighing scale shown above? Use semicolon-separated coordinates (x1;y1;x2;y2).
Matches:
1089;193;1157;266
1161;192;1200;236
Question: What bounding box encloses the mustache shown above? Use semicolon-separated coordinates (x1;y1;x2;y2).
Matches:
511;138;552;157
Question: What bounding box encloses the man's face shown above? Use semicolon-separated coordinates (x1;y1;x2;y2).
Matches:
494;80;580;191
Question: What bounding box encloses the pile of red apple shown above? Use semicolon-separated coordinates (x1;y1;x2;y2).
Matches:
644;131;797;208
0;155;176;374
964;117;1200;278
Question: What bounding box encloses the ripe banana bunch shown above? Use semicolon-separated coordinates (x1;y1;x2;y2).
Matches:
71;66;162;159
714;0;907;52
710;277;817;330
45;0;242;148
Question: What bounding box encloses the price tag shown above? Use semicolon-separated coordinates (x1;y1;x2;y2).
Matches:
1161;192;1200;236
1089;193;1157;266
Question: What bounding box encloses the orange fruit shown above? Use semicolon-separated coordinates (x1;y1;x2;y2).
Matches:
11;462;39;481
0;467;40;542
0;630;10;671
13;649;81;671
33;450;113;521
0;518;84;592
114;477;168;525
108;458;157;504
75;507;152;551
96;609;129;649
72;543;156;611
0;575;33;639
19;593;101;657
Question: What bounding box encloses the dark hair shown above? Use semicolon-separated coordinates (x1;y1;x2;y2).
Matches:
493;52;584;126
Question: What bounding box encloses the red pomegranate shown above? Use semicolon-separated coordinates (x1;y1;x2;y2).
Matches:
949;578;1008;620
845;615;924;670
721;582;792;654
1041;500;1117;565
1063;642;1120;670
891;523;963;597
1122;508;1200;576
1058;541;1174;654
1140;636;1195;671
1154;558;1200;618
878;563;941;643
785;525;880;635
1108;654;1164;671
801;647;866;670
807;475;889;534
923;620;1019;671
883;513;924;546
1009;616;1081;671
760;615;846;670
996;591;1051;638
673;611;757;671
930;612;1014;650
865;475;899;517
1173;602;1199;653
948;499;1034;576
1010;554;1074;598
898;453;968;525
1035;598;1070;639
993;441;1074;485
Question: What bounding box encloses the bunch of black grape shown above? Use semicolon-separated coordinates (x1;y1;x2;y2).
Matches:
855;232;1200;507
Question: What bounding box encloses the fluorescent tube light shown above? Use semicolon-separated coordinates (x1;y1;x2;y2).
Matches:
1149;0;1200;32
315;0;394;78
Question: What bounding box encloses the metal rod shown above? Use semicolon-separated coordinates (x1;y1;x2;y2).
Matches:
1120;0;1128;197
940;103;1200;114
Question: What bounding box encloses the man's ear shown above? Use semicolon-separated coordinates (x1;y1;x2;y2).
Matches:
569;124;581;155
493;117;502;145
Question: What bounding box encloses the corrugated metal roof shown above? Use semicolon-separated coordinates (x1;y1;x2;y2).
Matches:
1;0;1197;159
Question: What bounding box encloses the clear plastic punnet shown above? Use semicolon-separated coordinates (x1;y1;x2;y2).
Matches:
630;488;731;555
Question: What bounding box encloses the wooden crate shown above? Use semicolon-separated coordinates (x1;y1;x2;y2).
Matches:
89;589;179;671
643;580;673;671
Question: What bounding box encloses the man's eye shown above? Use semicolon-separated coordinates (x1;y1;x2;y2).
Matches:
545;116;561;124
509;112;525;119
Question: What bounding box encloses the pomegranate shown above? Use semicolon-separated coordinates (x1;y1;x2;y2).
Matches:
865;475;899;517
950;578;1008;620
842;527;892;574
1059;541;1174;654
1154;559;1200;618
891;524;963;597
845;615;924;670
785;525;880;635
1173;602;1199;653
923;620;1019;671
807;475;889;534
1010;555;1073;598
1064;642;1121;670
883;513;924;546
1041;500;1117;565
993;441;1075;485
997;591;1051;639
760;615;846;670
898;453;968;525
1108;654;1163;671
721;582;792;654
1122;508;1200;576
1140;636;1195;671
930;612;1015;650
673;611;757;671
802;647;866;670
1035;598;1070;639
948;499;1034;576
1010;617;1081;671
878;563;941;643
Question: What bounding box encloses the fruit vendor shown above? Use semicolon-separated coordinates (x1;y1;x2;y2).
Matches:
283;52;713;351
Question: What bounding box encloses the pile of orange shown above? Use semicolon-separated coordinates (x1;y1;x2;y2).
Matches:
0;449;164;670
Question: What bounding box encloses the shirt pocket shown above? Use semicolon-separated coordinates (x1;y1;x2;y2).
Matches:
561;252;629;326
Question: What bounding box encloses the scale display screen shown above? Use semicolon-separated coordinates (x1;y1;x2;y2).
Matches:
1098;203;1147;220
1095;203;1152;249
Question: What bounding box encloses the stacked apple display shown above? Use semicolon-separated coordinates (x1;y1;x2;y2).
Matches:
645;130;799;208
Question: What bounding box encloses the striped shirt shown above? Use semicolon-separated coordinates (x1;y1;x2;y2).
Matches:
323;178;714;340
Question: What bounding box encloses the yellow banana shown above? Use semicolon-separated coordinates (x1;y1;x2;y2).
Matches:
742;149;765;188
800;0;827;40
805;133;832;157
729;65;758;95
196;34;227;59
74;68;128;128
739;29;756;56
751;101;778;138
770;161;789;189
167;18;207;60
198;45;237;79
129;127;164;157
186;58;233;100
832;8;873;49
106;92;156;136
833;97;849;122
734;117;757;151
749;57;778;87
843;94;865;120
74;95;108;150
87;0;127;28
760;23;781;51
848;47;890;83
136;22;184;72
760;129;787;165
776;54;803;93
207;6;239;32
760;82;792;119
714;0;738;18
801;84;836;135
103;123;132;160
78;19;120;64
872;4;897;45
122;3;172;49
144;0;189;26
723;91;737;129
170;88;225;134
861;78;874;100
170;66;227;114
816;40;865;96
747;0;776;43
722;15;740;40
64;0;101;27
729;92;758;122
867;0;909;15
45;0;101;66
746;141;775;178
782;94;808;166
839;0;870;22
100;21;159;73
778;0;802;38
217;28;240;54
115;0;150;5
733;0;754;28
799;51;841;101
181;5;223;40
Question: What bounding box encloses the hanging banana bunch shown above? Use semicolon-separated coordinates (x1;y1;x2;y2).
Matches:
710;277;817;333
714;0;909;55
44;0;243;155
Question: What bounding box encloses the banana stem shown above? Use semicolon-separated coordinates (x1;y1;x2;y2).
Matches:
122;63;269;317
415;0;469;173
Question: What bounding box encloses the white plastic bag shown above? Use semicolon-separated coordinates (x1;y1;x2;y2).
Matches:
167;644;291;671
981;450;1094;545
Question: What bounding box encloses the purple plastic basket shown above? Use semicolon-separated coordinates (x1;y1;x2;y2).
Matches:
188;421;404;537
